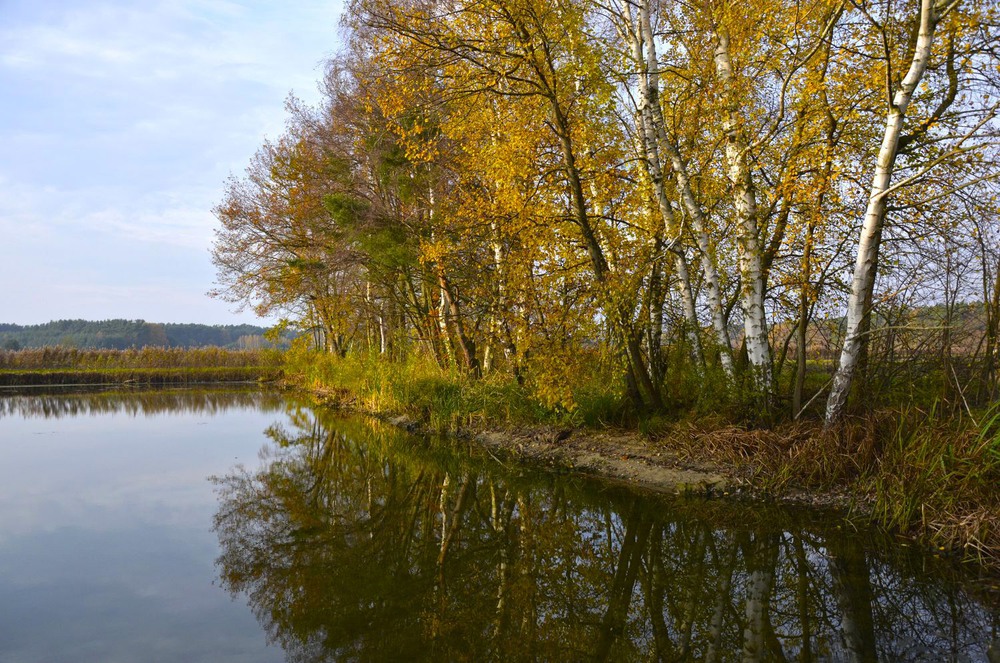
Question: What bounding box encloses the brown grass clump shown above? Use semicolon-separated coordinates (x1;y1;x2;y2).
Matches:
659;409;1000;570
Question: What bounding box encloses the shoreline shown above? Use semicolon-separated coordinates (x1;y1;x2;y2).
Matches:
307;384;871;514
297;381;1000;574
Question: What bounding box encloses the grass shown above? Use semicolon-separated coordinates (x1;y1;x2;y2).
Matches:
0;347;284;386
284;348;627;432
663;405;1000;569
861;406;1000;564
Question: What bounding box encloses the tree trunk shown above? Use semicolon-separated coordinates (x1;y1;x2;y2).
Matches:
713;30;773;397
661;139;735;375
438;270;480;376
626;0;706;370
826;0;942;425
551;101;662;410
628;0;735;375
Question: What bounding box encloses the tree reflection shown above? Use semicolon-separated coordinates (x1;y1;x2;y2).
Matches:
213;406;998;661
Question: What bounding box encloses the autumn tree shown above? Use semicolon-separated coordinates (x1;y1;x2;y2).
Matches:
825;0;999;424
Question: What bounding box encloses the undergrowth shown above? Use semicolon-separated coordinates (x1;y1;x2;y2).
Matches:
285;349;627;432
671;404;1000;568
0;346;282;370
0;347;284;386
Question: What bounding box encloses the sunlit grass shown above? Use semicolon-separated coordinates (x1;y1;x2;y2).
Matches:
0;347;284;385
284;348;626;432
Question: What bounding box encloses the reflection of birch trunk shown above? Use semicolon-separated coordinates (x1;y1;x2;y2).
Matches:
677;528;709;656
517;495;538;654
741;533;780;663
594;506;652;661
639;525;678;660
827;535;877;662
705;540;739;663
489;482;515;627
793;537;814;660
438;474;471;568
432;473;471;639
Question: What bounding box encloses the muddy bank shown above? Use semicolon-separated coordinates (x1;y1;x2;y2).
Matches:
301;380;865;511
472;427;731;494
301;382;1000;572
384;414;731;494
382;412;868;516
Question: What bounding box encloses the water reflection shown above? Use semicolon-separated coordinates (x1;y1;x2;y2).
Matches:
0;386;283;419
213;406;1000;661
0;389;282;662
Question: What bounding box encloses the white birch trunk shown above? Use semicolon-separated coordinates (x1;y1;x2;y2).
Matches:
713;31;773;394
634;2;734;375
826;0;941;424
626;0;708;370
378;311;387;354
661;140;736;376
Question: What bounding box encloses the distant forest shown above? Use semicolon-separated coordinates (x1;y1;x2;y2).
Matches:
0;320;283;350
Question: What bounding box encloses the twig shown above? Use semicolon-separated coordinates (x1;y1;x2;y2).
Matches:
950;364;978;428
795;376;834;420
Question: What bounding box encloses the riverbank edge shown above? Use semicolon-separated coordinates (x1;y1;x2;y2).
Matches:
289;380;1000;575
296;384;868;510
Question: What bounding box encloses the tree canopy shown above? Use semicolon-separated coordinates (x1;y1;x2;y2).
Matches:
212;0;1000;422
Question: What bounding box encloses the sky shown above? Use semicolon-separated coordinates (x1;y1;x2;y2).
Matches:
0;0;344;326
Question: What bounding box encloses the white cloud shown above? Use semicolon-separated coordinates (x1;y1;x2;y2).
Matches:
0;175;58;238
0;0;342;324
83;206;217;250
0;0;337;92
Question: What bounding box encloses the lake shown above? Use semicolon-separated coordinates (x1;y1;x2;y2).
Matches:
0;388;997;661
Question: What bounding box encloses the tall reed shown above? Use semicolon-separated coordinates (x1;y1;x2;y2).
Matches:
0;347;282;370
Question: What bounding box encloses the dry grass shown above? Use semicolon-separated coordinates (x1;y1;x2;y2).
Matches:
0;346;282;370
660;409;1000;569
0;347;284;386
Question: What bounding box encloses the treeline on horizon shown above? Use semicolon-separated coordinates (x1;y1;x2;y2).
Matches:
212;0;1000;425
0;319;286;351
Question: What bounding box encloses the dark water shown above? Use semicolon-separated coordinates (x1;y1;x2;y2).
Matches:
0;390;997;662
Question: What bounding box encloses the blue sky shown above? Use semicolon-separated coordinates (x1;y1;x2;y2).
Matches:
0;0;344;325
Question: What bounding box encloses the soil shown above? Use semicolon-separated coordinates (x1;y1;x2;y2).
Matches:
470;426;732;496
382;414;865;513
304;384;864;512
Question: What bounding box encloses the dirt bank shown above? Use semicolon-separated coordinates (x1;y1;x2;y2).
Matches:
380;414;863;513
471;426;732;495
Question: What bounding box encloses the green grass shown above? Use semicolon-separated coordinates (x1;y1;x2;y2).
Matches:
860;405;1000;564
676;403;1000;568
286;347;1000;569
284;349;626;432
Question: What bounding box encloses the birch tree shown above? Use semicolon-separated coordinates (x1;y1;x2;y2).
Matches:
826;0;967;425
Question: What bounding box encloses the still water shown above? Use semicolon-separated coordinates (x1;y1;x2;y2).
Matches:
0;389;997;662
